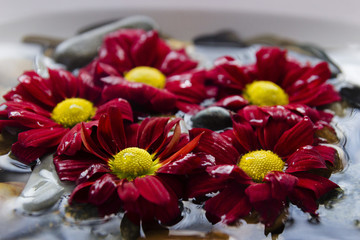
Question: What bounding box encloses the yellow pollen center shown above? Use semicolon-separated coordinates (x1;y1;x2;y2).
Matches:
244;80;289;106
238;150;285;182
51;98;96;128
109;147;157;181
124;66;166;89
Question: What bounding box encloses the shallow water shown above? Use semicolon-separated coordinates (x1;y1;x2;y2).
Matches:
1;44;360;240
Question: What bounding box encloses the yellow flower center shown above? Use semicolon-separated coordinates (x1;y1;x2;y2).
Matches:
51;98;96;128
124;66;166;89
244;80;289;106
238;150;285;182
108;147;160;181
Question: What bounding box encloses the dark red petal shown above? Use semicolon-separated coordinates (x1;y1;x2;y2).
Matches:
102;79;177;113
213;95;248;111
264;172;298;200
16;71;56;107
159;49;198;76
76;162;111;184
117;180;140;202
137;117;170;151
17;127;68;148
131;30;159;66
245;183;286;227
289;187;318;214
4;101;51;118
11;141;50;164
274;117;315;157
134;175;171;205
54;156;106;182
81;123;109;161
88;174;117;205
186;171;227;198
160;131;203;166
189;128;239;165
57;122;97;156
8;110;58;128
69;181;94;204
94;98;133;122
159;153;204;175
286;145;328;173
47;68;79;102
231;114;260;152
207;165;253;185
255;47;287;84
204;185;251;224
257;120;290;150
292;172;339;199
208;56;252;90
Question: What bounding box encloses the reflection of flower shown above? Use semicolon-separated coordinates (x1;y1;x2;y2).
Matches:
79;29;215;114
0;69;133;164
208;47;341;109
54;108;203;224
188;113;339;227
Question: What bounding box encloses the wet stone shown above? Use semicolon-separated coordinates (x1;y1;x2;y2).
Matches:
191;106;232;131
53;15;159;70
16;155;74;213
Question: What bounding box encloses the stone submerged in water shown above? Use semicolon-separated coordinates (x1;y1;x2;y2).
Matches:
53;15;159;70
191;106;232;131
16;155;74;213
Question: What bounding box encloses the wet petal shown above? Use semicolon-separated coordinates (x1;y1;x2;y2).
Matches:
274;117;315;157
88;174;117;205
189;128;239;165
117;180;140;202
94;98;133;122
134;175;170;205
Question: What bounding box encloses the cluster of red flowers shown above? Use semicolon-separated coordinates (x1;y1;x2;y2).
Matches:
0;29;342;229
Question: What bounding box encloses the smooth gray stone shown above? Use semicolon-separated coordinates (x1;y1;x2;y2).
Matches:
191;106;232;131
53;15;159;70
17;155;74;212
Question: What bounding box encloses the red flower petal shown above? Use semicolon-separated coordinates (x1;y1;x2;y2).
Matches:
255;47;287;84
274;117;315;157
17;127;68;148
88;174;117;205
137;117;170;151
94;98;133;122
189;128;239;165
286;145;328;173
264;172;298;200
57;122;97;156
204;185;251;224
11;141;50;164
187;172;228;198
117;180;140;202
8;110;58;129
213;95;248;111
207;165;253;185
81;123;109;161
292;172;339;199
232;114;260;152
101;78;177;113
54;156;106;182
131;30;159;67
134;175;171;205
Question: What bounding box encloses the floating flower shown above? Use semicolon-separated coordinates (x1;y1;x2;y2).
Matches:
78;29;215;114
54;107;204;224
208;47;341;109
187;113;340;227
0;69;133;164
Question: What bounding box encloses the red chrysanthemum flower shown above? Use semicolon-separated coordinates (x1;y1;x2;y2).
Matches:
78;29;215;114
54;107;204;225
187;113;340;227
207;47;341;109
0;69;133;164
